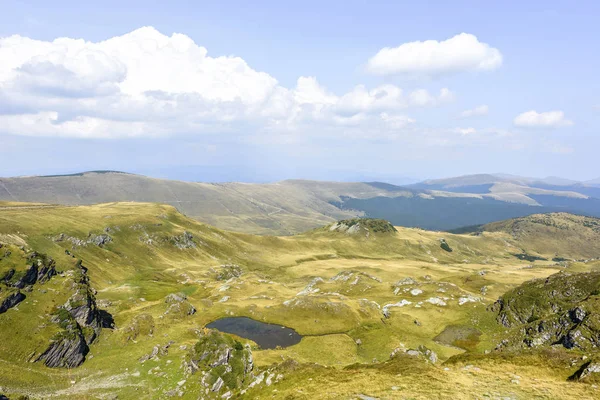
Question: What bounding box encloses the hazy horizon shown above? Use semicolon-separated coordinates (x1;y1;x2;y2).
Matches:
1;167;597;187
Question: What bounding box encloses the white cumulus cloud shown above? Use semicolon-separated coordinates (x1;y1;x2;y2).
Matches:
366;33;502;77
513;110;573;128
460;105;489;118
0;27;455;139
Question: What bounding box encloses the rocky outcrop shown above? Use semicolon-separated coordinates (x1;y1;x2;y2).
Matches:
491;271;600;351
172;231;196;249
570;360;600;383
391;344;438;364
37;324;89;368
13;264;39;288
164;293;196;317
214;264;243;281
183;330;254;398
0;290;26;314
87;234;112;247
53;233;112;248
491;271;600;328
36;262;57;284
36;261;113;368
139;341;173;363
578;362;600;381
65;263;103;329
2;252;57;289
0;252;57;314
328;218;397;235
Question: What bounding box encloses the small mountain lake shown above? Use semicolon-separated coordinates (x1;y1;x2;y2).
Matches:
206;317;303;349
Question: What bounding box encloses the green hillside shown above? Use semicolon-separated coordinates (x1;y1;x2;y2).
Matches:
1;203;600;399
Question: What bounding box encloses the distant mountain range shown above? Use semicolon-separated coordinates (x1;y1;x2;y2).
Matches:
410;173;600;196
1;171;600;234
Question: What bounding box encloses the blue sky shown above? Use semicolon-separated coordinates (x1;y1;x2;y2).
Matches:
0;0;598;182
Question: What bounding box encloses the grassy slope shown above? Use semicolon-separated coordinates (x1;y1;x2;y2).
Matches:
482;212;600;258
0;202;599;398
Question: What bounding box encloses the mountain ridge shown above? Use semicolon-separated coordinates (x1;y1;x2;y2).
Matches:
2;171;600;235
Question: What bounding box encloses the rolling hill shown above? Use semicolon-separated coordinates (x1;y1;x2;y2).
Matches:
2;171;600;234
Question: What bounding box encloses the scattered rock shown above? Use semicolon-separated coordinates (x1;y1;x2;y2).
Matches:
426;297;447;306
382;300;412;318
166;293;188;304
164;293;196;317
458;295;481;305
87;234;112;247
214;265;243;281
172;231;196;249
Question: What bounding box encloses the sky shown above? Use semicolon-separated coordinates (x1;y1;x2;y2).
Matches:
0;0;598;183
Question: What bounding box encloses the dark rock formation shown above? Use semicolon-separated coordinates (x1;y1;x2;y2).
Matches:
37;261;57;283
36;328;89;368
14;264;38;289
1;269;15;283
36;261;113;368
0;291;26;314
4;253;58;288
570;360;600;383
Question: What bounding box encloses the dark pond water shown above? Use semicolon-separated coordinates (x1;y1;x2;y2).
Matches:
206;317;303;349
